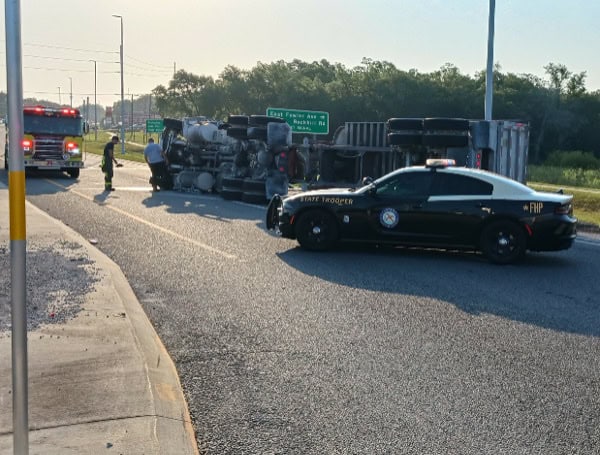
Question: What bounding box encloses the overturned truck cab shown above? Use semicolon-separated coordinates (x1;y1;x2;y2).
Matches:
159;114;293;202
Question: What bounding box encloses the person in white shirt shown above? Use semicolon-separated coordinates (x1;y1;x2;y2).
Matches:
143;138;170;191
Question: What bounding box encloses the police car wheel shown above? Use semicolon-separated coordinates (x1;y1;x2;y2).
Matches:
296;209;338;251
480;220;526;265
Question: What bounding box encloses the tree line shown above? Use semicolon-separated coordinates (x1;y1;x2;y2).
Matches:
3;58;599;165
151;59;600;164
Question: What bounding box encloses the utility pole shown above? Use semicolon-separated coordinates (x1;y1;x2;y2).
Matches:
69;76;73;107
112;14;125;154
6;0;30;452
90;60;98;140
58;86;61;105
485;0;496;121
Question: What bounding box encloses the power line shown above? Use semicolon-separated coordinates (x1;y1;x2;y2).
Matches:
23;41;118;55
23;54;119;64
126;54;172;70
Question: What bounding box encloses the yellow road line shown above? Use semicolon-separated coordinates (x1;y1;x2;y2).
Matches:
44;179;238;260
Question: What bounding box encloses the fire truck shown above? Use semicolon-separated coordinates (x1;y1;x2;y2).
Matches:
4;105;86;178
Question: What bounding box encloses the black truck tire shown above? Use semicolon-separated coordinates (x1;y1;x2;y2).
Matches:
221;177;244;200
163;118;183;132
388;133;422;146
67;168;80;179
249;115;286;126
422;134;469;147
247;127;268;141
227;115;249;126
241;192;268;205
387;118;424;131
423;118;469;131
227;127;248;140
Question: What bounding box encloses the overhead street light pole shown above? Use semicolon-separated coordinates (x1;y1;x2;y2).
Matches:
69;76;73;107
58;86;61;105
90;60;98;140
112;14;125;154
5;0;30;453
485;0;496;121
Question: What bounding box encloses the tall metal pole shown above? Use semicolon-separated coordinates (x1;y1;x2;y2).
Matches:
5;0;29;453
90;60;98;140
69;76;73;107
58;86;61;105
485;0;496;121
113;14;125;154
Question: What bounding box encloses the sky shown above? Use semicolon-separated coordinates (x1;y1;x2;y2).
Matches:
1;0;599;110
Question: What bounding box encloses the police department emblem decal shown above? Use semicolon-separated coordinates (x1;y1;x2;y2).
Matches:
379;208;399;228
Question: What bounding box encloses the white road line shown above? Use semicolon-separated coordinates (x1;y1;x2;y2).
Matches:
44;179;238;260
576;238;600;247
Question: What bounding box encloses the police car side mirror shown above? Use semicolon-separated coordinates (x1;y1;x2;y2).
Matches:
362;176;374;186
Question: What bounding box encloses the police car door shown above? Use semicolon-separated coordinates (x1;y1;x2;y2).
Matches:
424;171;494;245
367;170;434;242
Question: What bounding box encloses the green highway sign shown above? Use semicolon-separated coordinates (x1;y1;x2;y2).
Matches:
146;119;164;133
266;107;329;135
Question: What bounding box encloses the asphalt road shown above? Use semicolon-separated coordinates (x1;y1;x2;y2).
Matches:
3;152;600;454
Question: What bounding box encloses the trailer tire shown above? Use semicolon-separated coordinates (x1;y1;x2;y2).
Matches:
242;178;266;192
388;133;422;146
247;126;268;141
422;134;469;147
387;118;423;131
221;189;243;201
227;115;249;126
249;115;286;126
227;127;248;140
241;192;268;205
423;118;469;131
222;176;244;189
221;176;244;201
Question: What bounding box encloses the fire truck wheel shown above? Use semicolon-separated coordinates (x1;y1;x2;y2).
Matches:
387;118;424;131
67;168;80;179
388;133;422;146
249;115;286;126
422;134;469;147
227;115;249;126
423;118;470;131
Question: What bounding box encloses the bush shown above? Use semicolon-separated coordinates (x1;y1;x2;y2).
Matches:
544;150;600;170
528;165;600;189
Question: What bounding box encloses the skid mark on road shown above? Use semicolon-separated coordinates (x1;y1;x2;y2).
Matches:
44;179;238;260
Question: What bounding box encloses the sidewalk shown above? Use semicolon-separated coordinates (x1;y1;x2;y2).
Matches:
0;184;198;454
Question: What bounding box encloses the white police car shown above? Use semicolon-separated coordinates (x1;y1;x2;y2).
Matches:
266;160;577;264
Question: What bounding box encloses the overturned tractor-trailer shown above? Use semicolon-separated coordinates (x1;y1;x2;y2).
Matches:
158;114;529;201
159;114;293;202
311;117;529;187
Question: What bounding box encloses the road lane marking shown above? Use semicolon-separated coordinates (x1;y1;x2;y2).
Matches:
43;179;238;260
